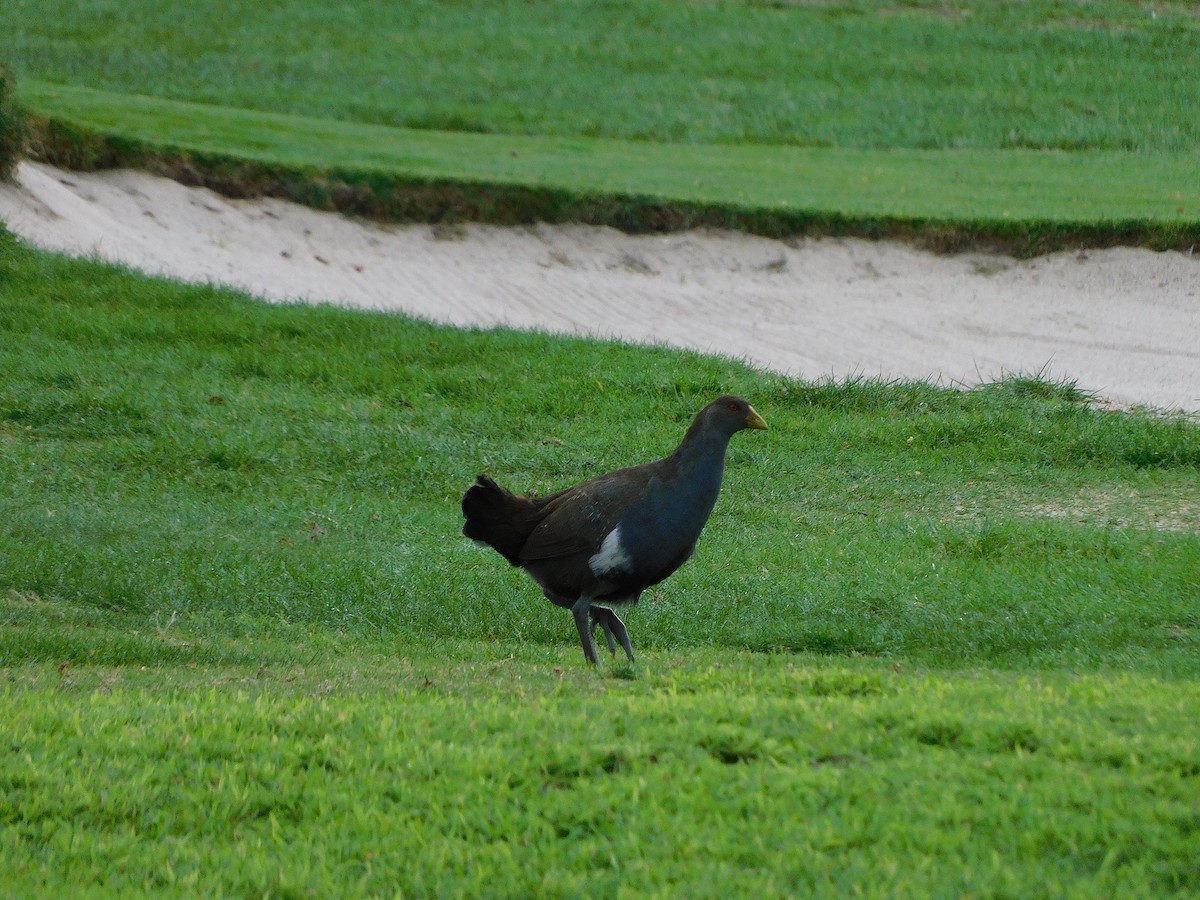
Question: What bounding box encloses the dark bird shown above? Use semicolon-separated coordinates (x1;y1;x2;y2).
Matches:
461;395;767;664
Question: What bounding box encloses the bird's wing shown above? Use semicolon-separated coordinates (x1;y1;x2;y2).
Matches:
518;485;624;563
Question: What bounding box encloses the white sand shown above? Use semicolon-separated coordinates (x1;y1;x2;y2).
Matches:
3;161;1198;412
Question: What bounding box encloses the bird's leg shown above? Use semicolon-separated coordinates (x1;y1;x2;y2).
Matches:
571;598;600;665
590;606;635;663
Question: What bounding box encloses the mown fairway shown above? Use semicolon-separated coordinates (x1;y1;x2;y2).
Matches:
2;233;1199;894
7;2;1200;249
5;613;1199;897
4;0;1198;151
18;82;1200;245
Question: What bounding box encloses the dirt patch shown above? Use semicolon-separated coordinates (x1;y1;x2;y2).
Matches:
1027;487;1200;533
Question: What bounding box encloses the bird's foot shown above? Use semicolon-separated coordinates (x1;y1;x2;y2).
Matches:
589;605;635;663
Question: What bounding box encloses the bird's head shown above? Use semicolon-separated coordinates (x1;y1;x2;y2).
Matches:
704;395;768;435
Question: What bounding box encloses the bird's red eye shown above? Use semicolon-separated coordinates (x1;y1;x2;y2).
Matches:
727;402;740;412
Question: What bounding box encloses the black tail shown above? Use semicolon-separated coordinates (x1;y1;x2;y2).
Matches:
461;474;537;566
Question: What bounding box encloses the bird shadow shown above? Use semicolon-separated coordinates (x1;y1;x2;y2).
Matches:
606;661;639;681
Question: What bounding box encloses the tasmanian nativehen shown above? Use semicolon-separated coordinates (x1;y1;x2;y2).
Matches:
462;396;767;664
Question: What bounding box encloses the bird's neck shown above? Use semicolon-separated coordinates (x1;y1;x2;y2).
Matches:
669;424;731;494
618;422;732;553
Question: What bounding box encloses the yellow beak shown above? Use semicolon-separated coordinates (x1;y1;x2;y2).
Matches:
746;406;768;430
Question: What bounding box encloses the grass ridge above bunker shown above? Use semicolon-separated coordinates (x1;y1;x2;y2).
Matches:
20;82;1200;256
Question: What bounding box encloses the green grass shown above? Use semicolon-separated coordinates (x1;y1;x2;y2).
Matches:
3;229;1199;673
4;608;1200;897
3;228;1200;894
4;0;1198;152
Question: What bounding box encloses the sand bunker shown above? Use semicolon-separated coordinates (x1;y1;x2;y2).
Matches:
2;161;1197;412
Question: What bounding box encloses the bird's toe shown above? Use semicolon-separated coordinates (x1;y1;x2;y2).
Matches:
590;610;618;655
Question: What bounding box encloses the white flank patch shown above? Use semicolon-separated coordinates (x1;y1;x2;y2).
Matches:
589;526;633;577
